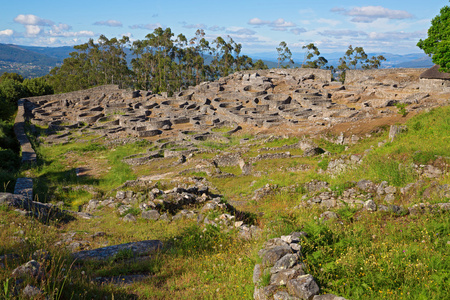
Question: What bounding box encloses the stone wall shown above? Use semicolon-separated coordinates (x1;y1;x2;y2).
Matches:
345;68;426;86
24;85;122;104
419;78;450;92
239;68;332;83
14;99;36;163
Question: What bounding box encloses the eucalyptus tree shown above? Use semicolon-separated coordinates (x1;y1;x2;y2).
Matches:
302;43;328;69
252;59;269;70
338;45;385;71
276;41;294;68
337;45;386;82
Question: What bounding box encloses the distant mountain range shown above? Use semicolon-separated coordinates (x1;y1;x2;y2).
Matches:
250;51;434;69
0;43;434;78
0;44;73;77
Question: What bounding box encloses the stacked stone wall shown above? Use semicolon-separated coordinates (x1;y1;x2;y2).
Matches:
419;78;450;92
345;68;426;86
24;85;121;104
239;68;332;82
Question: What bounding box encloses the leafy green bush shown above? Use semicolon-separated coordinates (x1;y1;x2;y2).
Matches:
395;103;408;117
22;77;54;96
0;148;20;171
0;78;27;102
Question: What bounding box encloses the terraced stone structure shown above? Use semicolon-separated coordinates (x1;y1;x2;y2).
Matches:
22;68;447;148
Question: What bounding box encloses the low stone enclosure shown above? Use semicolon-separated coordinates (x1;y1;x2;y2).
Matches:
20;67;448;149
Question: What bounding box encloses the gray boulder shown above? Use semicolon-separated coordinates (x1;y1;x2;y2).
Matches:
287;274;320;300
22;285;43;298
142;210;160;221
262;245;292;266
254;285;278;300
12;260;41;279
271;254;298;274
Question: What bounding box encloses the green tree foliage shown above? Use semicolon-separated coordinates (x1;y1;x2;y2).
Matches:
47;35;132;93
0;72;24;83
0;79;27;103
0;72;53;191
22;77;54;96
417;4;450;72
337;45;386;82
338;45;385;71
48;27;263;96
276;41;294;68
252;59;268;70
0;73;54;121
302;43;328;69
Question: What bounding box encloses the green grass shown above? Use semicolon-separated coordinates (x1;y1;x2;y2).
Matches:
2;103;450;299
317;138;346;154
300;211;450;299
211;126;234;133
263;137;299;148
24;138;150;206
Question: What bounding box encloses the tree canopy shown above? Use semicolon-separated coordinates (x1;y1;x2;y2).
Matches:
302;43;328;69
276;41;294;68
417;4;450;72
47;27;268;95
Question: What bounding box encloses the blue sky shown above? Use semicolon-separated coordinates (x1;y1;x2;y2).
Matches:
0;0;447;56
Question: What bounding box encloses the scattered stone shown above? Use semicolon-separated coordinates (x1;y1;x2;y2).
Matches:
72;240;163;261
261;245;293;266
389;125;407;142
22;285;44;298
123;213;137;222
11;260;41;279
271;254;298;274
254;285;278;300
319;211;339;222
142;210;160;220
287;274;320;300
32;249;51;262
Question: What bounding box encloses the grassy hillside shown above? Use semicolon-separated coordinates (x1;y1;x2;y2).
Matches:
0;102;448;299
0;44;60;65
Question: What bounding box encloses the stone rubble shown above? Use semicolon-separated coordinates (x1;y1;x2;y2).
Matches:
253;233;347;300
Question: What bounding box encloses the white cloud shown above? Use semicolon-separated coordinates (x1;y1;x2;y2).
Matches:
25;25;41;36
319;30;367;39
209;25;225;32
226;27;256;35
248;17;299;33
333;6;413;23
129;23;163;30
93;20;123;27
290;28;307;35
0;29;14;36
48;30;95;37
183;23;207;29
248;18;271;25
367;31;424;41
272;18;296;28
51;23;72;33
14;14;53;26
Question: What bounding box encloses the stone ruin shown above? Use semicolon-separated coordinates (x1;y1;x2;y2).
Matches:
22;68;447;149
6;67;450;299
